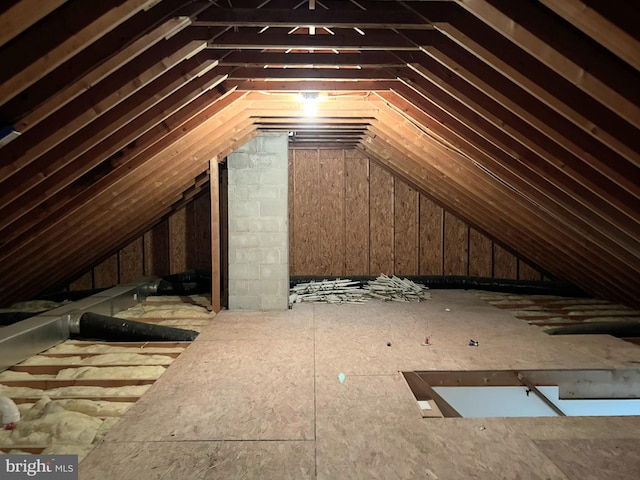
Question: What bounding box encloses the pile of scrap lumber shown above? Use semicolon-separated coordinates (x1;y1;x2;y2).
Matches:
289;279;368;305
289;275;430;305
365;274;431;302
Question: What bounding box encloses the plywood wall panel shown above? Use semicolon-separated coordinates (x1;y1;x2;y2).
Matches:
69;271;93;291
169;207;187;274
319;150;345;276
469;228;492;277
418;196;443;275
444;212;468;276
186;191;212;271
144;219;170;277
94;253;118;288
118;237;143;283
369;161;394;275
519;259;542;281
394;180;418;275
494;244;517;279
292;149;320;275
67;193;211;292
344;150;369;274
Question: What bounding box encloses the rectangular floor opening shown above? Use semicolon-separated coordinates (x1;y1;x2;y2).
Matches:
403;369;640;418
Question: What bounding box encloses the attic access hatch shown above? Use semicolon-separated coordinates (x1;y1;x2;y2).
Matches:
403;370;640;419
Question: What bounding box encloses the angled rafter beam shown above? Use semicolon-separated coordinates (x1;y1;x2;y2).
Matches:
1;119;258;304
0;0;211;127
386;70;640;254
0;110;257;302
412;39;640;168
0;0;159;107
0;56;225;222
376;88;640;275
0;0;67;48
362;112;639;304
1;33;208;182
451;0;640;129
0;70;232;244
391;59;640;225
405;23;640;171
0;89;246;256
538;0;640;71
13;17;192;133
359;132;576;281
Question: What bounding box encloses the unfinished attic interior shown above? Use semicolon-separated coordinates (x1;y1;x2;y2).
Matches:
1;0;639;478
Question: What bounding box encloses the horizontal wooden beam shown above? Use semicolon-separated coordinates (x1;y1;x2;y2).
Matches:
218;51;406;67
227;67;398;80
194;7;434;30
227;80;398;91
207;29;420;50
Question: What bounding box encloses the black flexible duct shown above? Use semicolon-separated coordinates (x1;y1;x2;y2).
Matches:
290;275;589;297
75;312;199;342
545;322;640;337
156;270;212;296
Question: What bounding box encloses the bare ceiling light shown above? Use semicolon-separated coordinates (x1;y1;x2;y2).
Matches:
303;92;318;117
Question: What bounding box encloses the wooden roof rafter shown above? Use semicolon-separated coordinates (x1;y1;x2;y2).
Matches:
0;0;637;308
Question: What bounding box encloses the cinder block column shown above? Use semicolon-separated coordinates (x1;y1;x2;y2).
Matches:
227;133;289;310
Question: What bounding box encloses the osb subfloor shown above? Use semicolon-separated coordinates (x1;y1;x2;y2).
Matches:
79;290;640;479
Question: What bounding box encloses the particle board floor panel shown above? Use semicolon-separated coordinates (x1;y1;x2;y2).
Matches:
79;290;640;479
